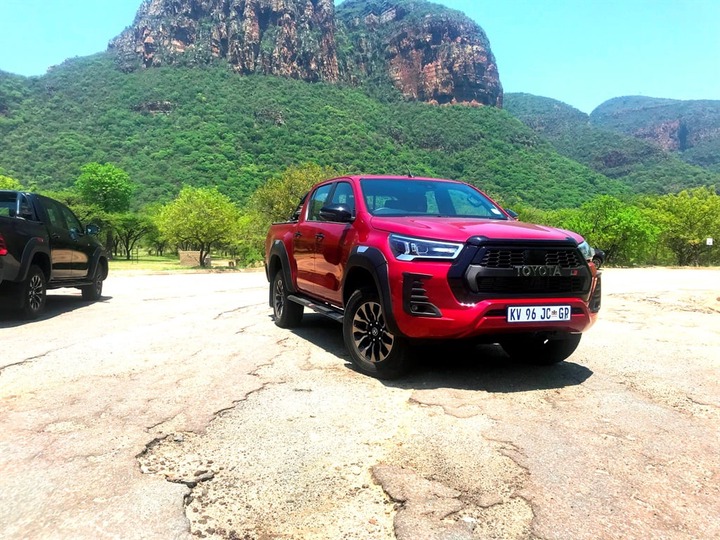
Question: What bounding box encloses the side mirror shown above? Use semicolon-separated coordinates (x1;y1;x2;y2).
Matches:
86;224;100;236
319;204;354;223
504;208;519;220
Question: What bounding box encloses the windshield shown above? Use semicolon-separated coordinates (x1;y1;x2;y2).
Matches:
361;179;508;220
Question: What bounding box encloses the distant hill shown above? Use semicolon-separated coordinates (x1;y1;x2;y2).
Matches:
1;0;717;212
0;54;625;209
504;93;720;193
590;96;720;173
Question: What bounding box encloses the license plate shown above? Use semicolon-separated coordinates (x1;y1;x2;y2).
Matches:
507;305;571;323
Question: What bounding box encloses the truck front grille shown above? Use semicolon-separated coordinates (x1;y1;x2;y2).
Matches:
448;241;592;302
480;248;583;268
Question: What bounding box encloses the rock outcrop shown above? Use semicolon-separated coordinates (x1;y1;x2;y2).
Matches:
338;0;502;106
110;0;339;82
109;0;503;106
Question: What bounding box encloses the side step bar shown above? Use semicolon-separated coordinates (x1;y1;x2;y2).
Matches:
287;295;344;323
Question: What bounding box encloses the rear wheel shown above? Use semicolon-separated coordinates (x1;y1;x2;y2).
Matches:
272;271;303;328
343;288;408;379
500;332;582;365
20;265;46;319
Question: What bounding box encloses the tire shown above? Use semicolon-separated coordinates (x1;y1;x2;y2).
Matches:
500;332;582;365
343;288;408;379
20;265;47;319
81;266;104;301
592;256;603;268
271;271;303;328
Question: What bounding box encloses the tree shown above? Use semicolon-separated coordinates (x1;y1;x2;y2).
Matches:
250;163;339;223
547;195;660;265
114;213;154;260
236;163;338;264
652;187;720;266
75;163;133;213
0;174;22;190
156;186;241;267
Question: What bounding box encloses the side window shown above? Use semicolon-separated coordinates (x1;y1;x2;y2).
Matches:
329;182;355;215
307;184;333;221
42;199;68;230
59;204;83;233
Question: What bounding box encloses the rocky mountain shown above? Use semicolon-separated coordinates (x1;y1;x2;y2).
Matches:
109;0;503;107
504;93;720;193
590;96;720;172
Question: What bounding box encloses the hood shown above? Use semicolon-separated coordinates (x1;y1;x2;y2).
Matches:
370;217;584;244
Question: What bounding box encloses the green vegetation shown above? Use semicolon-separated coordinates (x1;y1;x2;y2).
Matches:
0;174;23;190
590;96;720;172
155;186;242;267
0;54;624;210
504;93;720;193
1;50;719;269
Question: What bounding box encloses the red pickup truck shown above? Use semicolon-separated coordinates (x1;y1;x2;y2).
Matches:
265;175;601;378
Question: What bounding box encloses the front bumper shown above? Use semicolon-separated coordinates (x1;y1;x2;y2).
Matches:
387;246;600;340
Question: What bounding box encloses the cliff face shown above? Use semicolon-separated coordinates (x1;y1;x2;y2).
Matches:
338;1;502;106
110;0;503;107
110;0;339;82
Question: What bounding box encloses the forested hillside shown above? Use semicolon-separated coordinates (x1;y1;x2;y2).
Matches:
0;54;625;209
504;93;720;193
590;96;720;173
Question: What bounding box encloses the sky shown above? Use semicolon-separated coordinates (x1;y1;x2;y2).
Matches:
0;0;718;113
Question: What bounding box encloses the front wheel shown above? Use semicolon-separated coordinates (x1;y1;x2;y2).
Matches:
343;288;408;379
500;332;582;365
271;271;303;328
81;266;104;301
20;265;47;319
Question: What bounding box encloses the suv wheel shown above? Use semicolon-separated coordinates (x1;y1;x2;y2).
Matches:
272;271;303;328
343;288;408;379
20;265;47;319
500;332;581;365
81;267;104;301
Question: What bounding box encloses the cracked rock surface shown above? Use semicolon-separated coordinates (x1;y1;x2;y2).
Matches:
1;268;719;539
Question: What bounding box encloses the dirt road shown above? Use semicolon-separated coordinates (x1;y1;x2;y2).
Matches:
1;268;718;539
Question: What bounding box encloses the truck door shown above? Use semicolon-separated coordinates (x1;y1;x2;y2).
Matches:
38;197;76;280
293;183;332;294
57;202;93;278
313;181;357;306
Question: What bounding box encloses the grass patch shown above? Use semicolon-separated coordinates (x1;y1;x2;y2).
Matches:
109;255;196;272
108;254;248;273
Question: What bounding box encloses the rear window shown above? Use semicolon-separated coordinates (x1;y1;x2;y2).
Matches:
0;192;18;218
360;179;507;219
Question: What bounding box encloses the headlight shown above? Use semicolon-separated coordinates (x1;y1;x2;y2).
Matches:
577;240;593;261
389;234;464;261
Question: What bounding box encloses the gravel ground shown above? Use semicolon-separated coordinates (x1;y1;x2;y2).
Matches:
1;268;718;539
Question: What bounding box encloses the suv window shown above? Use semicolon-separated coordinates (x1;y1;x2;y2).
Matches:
41;198;69;230
59;204;83;234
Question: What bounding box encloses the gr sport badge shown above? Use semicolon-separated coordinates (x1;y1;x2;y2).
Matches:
515;265;562;277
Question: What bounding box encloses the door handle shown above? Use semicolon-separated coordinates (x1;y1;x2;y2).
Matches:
294;232;302;238
315;233;325;241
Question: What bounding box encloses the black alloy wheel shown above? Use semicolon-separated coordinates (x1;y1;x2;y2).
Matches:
21;265;47;319
272;271;303;328
343;288;408;379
